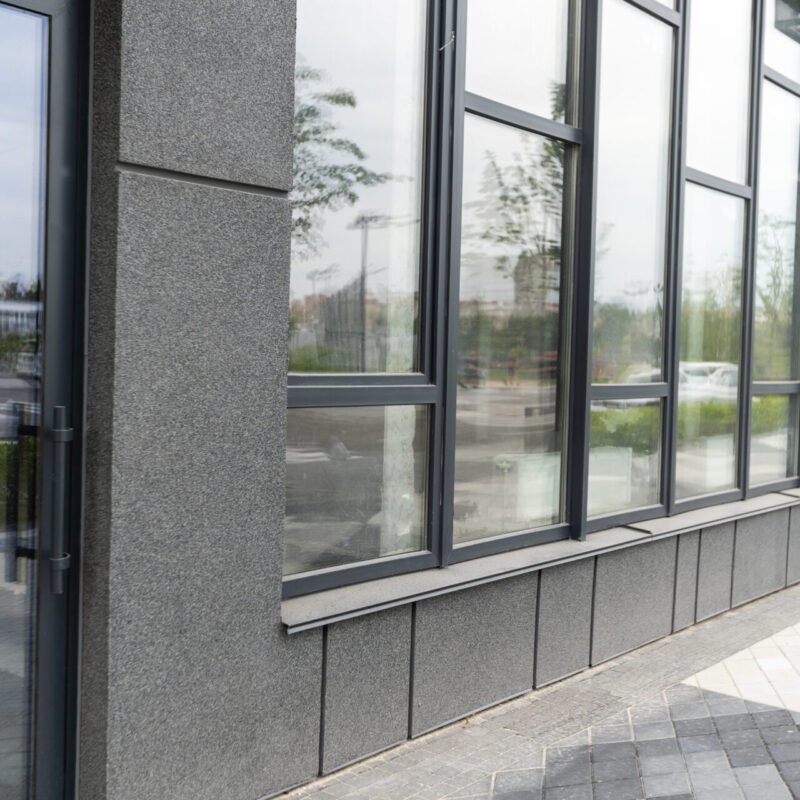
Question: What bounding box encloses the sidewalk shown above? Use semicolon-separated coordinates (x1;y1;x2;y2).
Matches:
280;584;800;800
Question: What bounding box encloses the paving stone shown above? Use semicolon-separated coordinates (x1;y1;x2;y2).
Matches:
720;729;766;749
674;717;716;736
541;785;592;800
754;711;795;729
591;758;638;782
545;746;589;764
493;768;544;799
715;713;757;732
689;768;742;793
636;739;680;758
590;724;632;743
542;760;591;788
727;746;774;767
678;734;722;753
669;701;710;720
592;777;643;800
633;722;675;741
779;762;800;781
770;742;800;762
639;754;685;777
641;771;691;796
592;742;637;761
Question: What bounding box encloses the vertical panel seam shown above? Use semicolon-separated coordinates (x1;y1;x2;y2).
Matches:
671;534;681;631
318;626;328;775
588;556;598;666
694;529;703;622
407;602;417;739
730;521;738;607
533;570;543;688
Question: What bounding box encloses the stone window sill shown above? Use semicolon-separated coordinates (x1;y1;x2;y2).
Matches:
281;492;799;633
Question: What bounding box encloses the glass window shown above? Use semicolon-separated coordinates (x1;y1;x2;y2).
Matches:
465;0;574;123
588;401;662;517
284;406;429;575
453;115;568;544
289;0;427;373
685;0;752;184
592;0;673;384
676;185;744;500
750;394;800;485
754;82;800;381
766;0;800;85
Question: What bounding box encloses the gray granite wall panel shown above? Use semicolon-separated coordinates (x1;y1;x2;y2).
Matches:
99;172;319;800
411;575;537;736
323;607;412;774
535;559;594;686
119;0;296;189
732;509;790;606
695;523;735;621
788;507;800;585
591;538;677;665
673;532;699;632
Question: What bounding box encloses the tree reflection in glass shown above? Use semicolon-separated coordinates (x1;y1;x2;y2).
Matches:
754;82;800;381
675;185;744;500
592;0;672;384
453;115;569;544
289;0;427;373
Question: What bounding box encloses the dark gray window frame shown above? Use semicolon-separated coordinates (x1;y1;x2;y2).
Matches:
284;0;800;599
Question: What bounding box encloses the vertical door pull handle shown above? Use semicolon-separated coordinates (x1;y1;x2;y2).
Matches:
50;406;72;594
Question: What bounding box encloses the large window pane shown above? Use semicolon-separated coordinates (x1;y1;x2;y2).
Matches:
465;0;573;123
588;401;661;517
289;1;427;373
749;394;799;485
676;186;744;500
284;406;428;575
592;0;673;384
686;0;751;184
453;115;568;544
766;0;800;85
754;82;800;381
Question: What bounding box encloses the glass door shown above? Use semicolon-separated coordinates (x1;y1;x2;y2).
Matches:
0;8;48;797
0;1;84;797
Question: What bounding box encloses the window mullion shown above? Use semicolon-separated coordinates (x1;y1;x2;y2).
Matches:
664;0;690;514
569;0;602;540
741;0;766;496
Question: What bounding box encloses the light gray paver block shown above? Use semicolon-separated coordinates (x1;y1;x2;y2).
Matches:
673;531;699;631
411;574;537;736
119;0;295;189
696;523;735;621
732;510;790;606
535;560;593;686
323;606;412;773
591;538;677;665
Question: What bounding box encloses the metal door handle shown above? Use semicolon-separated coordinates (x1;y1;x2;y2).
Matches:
50;406;72;594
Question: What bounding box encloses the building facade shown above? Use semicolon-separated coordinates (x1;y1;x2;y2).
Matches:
4;0;800;798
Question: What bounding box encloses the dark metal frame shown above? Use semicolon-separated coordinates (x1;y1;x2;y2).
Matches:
284;0;800;598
